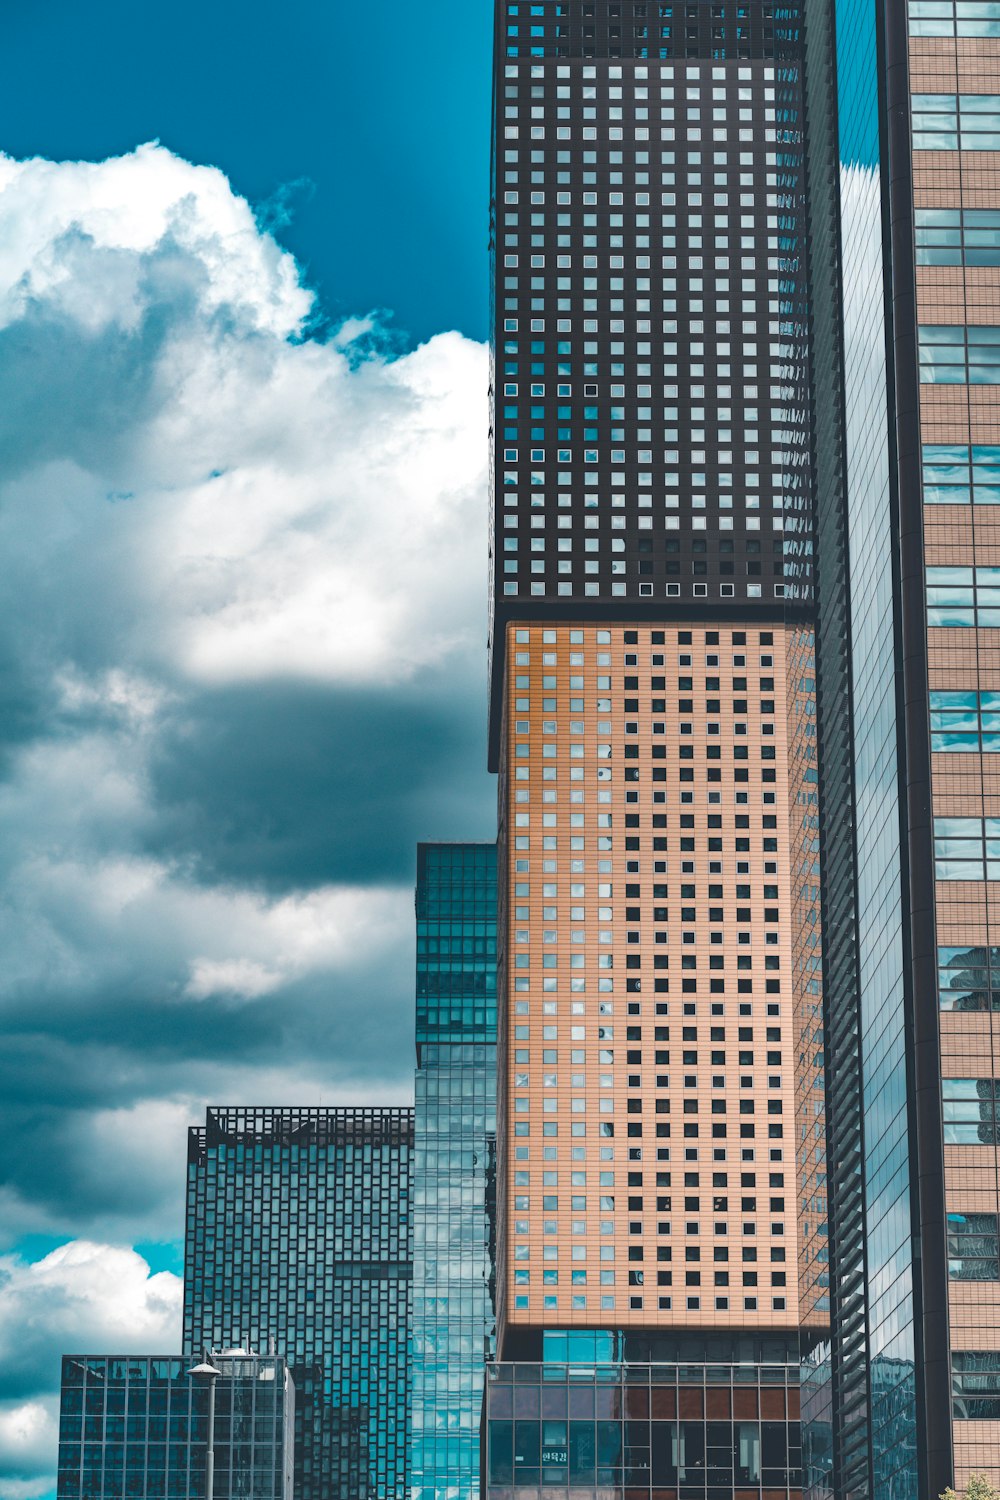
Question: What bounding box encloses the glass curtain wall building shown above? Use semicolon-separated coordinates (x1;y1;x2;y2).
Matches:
483;1345;801;1500
56;1352;293;1500
806;0;1000;1494
411;842;499;1500
183;1107;412;1500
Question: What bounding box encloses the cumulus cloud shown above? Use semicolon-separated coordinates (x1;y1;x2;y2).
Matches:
0;1400;56;1476
0;143;488;688
0;1241;182;1487
0;141;494;1485
0;1242;181;1397
0;145;310;337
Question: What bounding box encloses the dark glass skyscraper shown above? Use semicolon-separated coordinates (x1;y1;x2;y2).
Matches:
806;0;1000;1495
183;1107;412;1500
411;842;498;1500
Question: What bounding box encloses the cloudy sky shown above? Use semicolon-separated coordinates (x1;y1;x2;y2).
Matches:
0;3;494;1492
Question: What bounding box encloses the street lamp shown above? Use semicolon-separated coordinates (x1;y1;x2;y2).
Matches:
188;1360;221;1500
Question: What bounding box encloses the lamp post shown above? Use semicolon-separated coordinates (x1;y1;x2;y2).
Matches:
188;1360;221;1500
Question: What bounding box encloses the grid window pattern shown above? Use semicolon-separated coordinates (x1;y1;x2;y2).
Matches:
947;1212;1000;1281
934;817;1000;879
952;1351;1000;1419
57;1355;292;1500
183;1109;412;1500
911;94;1000;149
499;622;798;1331
915;209;1000;264
416;843;498;1048
487;0;814;707
502;0;800;61
930;690;1000;750
908;0;1000;34
926;566;1000;626
490;0;820;1476
491;58;810;611
412;844;498;1500
941;1078;1000;1144
938;945;1000;1010
918;326;1000;384
785;625;827;1339
922;444;1000;504
484;1359;801;1497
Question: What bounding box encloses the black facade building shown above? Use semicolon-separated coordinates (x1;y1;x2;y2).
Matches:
183;1107;412;1500
488;0;814;766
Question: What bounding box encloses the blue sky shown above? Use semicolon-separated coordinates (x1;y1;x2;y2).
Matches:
0;2;494;1490
1;0;492;345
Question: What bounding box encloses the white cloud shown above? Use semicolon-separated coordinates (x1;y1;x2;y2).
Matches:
0;144;310;336
0;1400;58;1483
0;142;492;1489
0;143;488;691
0;1241;181;1393
184;957;286;1000
0;1240;181;1350
0;1241;181;1480
0;140;488;1084
0;833;410;1004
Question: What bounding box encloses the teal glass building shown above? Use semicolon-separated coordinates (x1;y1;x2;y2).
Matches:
183;1107;412;1500
411;842;498;1500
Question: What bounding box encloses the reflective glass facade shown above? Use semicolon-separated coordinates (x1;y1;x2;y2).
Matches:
56;1353;293;1500
808;0;927;1490
411;842;498;1500
811;0;1000;1485
835;0;920;1492
183;1107;412;1500
483;1356;801;1500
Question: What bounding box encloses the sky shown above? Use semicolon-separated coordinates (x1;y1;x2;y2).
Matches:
0;2;494;1492
0;0;492;346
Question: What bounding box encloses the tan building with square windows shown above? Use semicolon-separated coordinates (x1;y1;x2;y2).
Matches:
494;622;803;1337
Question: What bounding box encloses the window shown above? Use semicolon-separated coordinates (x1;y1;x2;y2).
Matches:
934;817;1000;878
923;444;1000;503
909;0;1000;35
919;325;1000;383
952;1350;1000;1418
948;1211;999;1279
912;93;1000;149
930;689;1000;749
926;566;1000;626
916;209;1000;265
941;1077;1000;1143
939;944;1000;1010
